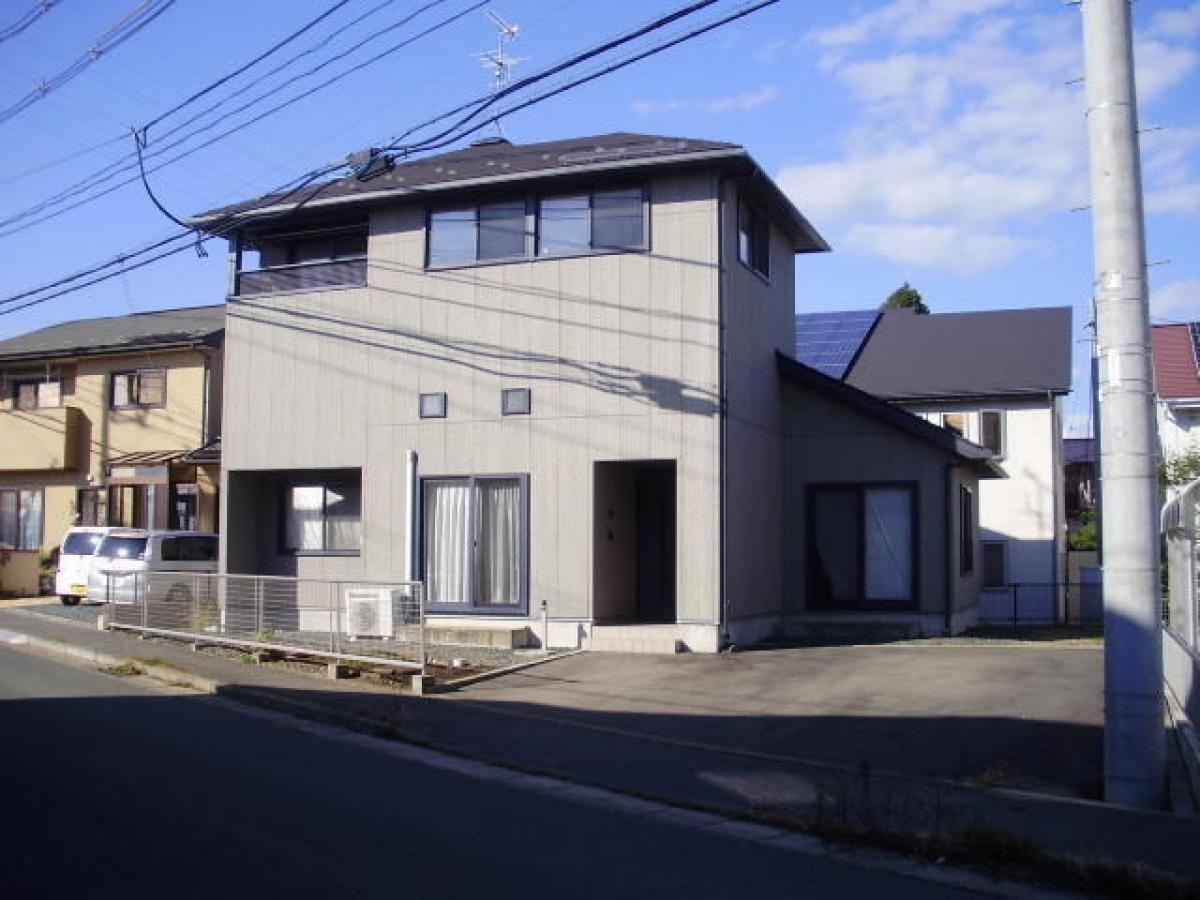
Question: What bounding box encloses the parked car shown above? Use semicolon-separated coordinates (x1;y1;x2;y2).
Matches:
55;526;116;605
88;530;219;605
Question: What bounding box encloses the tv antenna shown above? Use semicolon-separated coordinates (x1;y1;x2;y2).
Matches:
475;10;524;135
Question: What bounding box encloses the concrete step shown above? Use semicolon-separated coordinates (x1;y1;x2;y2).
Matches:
588;624;682;654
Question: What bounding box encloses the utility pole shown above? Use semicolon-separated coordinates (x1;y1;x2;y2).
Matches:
1079;0;1165;808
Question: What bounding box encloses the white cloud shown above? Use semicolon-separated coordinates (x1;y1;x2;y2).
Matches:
1152;278;1200;319
844;223;1035;274
775;3;1199;273
631;86;779;117
1149;2;1200;41
806;0;1014;48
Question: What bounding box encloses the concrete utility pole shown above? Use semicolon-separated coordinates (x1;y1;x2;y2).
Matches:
1080;0;1165;808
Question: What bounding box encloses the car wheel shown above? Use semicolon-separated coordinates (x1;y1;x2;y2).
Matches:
60;595;80;607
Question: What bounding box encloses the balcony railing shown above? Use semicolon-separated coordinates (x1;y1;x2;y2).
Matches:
235;257;367;296
0;406;82;471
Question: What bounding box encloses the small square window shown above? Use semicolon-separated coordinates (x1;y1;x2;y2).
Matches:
419;392;447;419
501;388;531;416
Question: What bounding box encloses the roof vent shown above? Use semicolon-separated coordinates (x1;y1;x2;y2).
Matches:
470;135;512;147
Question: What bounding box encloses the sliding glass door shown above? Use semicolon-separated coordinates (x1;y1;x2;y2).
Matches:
423;475;527;612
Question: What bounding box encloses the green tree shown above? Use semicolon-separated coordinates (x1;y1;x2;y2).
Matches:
883;282;929;314
1160;446;1200;488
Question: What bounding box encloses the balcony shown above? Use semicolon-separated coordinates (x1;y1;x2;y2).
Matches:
0;406;82;471
235;257;367;296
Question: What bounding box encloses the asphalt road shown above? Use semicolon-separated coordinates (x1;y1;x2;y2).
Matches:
0;645;980;899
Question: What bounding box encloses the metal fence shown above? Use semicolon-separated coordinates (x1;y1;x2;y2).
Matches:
979;580;1103;626
1164;481;1200;653
102;572;425;672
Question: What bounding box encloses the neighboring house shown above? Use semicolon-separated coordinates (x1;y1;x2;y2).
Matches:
0;306;224;595
194;132;997;651
1150;322;1200;476
1064;437;1096;529
799;306;1072;623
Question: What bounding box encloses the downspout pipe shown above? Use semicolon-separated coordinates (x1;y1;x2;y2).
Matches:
717;174;729;648
403;450;418;584
944;463;955;635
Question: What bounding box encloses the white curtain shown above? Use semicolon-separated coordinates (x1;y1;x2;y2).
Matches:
477;479;520;606
425;482;471;605
864;489;912;601
18;490;42;551
286;486;325;551
324;485;362;551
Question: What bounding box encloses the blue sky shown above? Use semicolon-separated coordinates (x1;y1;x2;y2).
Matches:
0;0;1197;437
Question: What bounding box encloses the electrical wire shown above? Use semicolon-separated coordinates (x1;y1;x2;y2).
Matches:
0;0;176;126
0;0;461;236
0;0;777;315
0;0;63;44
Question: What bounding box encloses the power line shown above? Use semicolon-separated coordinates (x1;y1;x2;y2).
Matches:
0;0;776;315
0;0;462;236
0;0;177;126
0;0;63;44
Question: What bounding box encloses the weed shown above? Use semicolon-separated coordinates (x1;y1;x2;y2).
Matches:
100;661;144;677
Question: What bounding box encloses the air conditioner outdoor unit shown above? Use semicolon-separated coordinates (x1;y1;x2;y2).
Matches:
342;588;396;640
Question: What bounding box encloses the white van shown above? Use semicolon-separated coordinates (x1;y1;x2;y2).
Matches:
55;527;116;605
89;530;219;605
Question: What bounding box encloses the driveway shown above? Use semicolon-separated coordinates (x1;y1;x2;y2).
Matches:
446;643;1104;799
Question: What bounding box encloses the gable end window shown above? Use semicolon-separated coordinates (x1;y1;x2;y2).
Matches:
979;410;1005;458
737;197;770;278
111;369;166;409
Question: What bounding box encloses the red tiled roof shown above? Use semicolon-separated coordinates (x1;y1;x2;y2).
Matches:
1151;323;1200;400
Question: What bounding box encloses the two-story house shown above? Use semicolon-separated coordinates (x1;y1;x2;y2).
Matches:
799;306;1072;623
195;132;999;651
0;306;224;595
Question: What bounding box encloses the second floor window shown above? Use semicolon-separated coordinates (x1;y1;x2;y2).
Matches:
111;369;166;409
738;198;770;278
13;379;60;410
427;186;646;267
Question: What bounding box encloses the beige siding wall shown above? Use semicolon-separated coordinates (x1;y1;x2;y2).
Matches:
721;180;795;625
222;173;722;625
0;347;218;561
781;379;965;619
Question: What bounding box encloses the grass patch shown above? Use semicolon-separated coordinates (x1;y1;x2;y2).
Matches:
128;656;188;673
99;660;144;677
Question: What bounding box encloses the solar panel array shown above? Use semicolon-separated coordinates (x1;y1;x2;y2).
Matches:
1190;322;1200;374
794;310;881;379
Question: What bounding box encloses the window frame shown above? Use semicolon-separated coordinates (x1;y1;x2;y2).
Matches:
736;196;771;280
424;184;649;270
0;487;44;551
940;412;967;437
13;378;61;410
805;481;919;611
110;368;167;410
978;409;1006;459
419;473;530;615
981;540;1008;589
959;485;976;575
501;388;531;416
419;392;447;419
280;479;363;557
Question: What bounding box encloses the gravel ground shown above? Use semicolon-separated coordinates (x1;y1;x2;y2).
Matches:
21;602;102;628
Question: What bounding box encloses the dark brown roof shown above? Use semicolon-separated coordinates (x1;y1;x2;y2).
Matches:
1151;323;1200;400
191;131;828;252
846;307;1072;400
0;304;224;364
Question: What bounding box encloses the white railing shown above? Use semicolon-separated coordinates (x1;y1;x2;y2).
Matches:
101;571;424;672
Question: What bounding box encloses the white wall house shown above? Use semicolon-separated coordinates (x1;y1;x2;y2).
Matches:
798;307;1072;623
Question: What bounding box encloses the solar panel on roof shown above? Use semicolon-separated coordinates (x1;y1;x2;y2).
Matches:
795;310;880;379
1190;322;1200;374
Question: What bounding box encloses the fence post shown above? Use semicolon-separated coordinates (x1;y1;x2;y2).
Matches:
141;573;148;629
418;582;426;678
329;583;337;654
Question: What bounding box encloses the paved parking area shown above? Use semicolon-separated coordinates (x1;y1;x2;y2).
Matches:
449;643;1104;798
